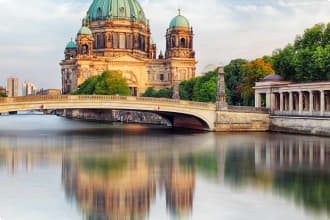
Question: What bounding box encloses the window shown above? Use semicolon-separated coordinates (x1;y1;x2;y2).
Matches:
181;38;186;48
97;8;102;19
160;74;164;81
114;33;119;48
120;7;125;16
119;34;126;49
82;45;88;55
103;33;106;48
97;35;101;49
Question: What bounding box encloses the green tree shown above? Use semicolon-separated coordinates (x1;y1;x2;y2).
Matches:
141;87;172;98
0;93;6;97
238;58;275;106
272;22;330;82
72;70;130;96
224;59;248;105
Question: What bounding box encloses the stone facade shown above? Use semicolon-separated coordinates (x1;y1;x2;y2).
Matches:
60;4;196;96
271;116;330;136
215;109;270;132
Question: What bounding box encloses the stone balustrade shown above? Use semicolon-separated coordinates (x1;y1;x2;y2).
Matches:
0;95;215;109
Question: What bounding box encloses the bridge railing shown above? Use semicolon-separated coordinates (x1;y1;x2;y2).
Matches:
227;105;270;113
0;95;215;109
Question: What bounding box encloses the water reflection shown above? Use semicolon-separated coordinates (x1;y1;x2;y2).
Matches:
0;117;330;220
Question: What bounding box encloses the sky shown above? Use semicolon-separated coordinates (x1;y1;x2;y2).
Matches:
0;0;329;90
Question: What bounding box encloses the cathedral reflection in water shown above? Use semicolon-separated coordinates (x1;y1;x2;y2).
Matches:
1;133;330;219
62;153;195;219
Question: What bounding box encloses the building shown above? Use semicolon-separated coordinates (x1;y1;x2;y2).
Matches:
36;89;61;96
0;87;6;96
7;77;19;97
254;74;330;116
22;81;38;96
60;0;197;96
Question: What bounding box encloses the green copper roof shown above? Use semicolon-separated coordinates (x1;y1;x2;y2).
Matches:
65;40;77;49
86;0;147;24
169;15;190;28
150;37;154;45
78;26;93;35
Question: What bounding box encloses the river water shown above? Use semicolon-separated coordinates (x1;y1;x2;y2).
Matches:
0;115;329;220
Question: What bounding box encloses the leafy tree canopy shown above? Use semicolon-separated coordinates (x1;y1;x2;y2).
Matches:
272;22;330;82
72;70;130;96
238;58;275;106
141;87;173;98
179;70;218;103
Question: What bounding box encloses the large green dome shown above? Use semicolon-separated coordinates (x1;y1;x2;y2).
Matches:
86;0;147;24
169;15;190;28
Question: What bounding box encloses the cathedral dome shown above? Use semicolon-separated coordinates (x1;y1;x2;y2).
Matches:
86;0;147;25
65;40;76;49
169;11;190;28
78;26;93;35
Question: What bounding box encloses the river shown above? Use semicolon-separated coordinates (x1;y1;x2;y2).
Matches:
0;114;329;220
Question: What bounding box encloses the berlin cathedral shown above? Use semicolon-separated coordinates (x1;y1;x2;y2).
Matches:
60;0;197;96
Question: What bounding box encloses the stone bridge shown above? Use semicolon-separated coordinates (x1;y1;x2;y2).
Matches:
0;95;217;131
0;69;271;132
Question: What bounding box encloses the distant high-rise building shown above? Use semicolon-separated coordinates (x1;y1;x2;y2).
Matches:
22;81;38;96
7;77;19;97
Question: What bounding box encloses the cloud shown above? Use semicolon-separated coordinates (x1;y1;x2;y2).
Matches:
0;0;329;89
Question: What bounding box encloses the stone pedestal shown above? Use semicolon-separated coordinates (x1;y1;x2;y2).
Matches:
216;67;228;110
172;81;180;99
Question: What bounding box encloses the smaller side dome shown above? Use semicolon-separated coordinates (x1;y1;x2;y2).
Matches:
65;40;76;49
169;9;190;28
262;74;284;82
78;26;93;35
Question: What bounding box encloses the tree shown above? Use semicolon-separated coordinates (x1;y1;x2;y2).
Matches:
0;93;6;98
141;87;172;98
72;70;130;96
238;59;275;106
179;70;218;103
224;59;248;105
271;22;330;82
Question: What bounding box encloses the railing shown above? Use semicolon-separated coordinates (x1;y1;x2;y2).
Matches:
273;110;330;117
227;105;270;113
0;95;215;109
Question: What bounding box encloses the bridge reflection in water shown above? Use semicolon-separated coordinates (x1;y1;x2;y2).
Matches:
0;131;330;219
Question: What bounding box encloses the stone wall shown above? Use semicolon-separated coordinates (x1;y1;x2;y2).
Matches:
271;116;330;136
215;110;270;132
58;109;168;125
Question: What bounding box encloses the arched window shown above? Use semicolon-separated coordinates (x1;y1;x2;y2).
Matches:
181;38;186;48
171;37;175;48
103;33;106;48
97;8;102;19
120;7;125;16
82;45;88;55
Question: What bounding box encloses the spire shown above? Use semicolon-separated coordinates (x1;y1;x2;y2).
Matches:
178;8;181;15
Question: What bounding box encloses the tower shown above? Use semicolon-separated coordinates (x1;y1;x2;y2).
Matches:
165;9;195;59
76;25;94;57
64;39;77;60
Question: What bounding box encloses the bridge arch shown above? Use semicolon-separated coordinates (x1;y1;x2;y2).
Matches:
0;95;216;131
